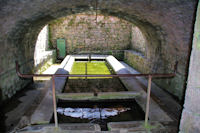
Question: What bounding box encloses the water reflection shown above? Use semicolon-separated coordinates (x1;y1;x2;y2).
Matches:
57;107;131;119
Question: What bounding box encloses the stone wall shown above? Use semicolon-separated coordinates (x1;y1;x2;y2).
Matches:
125;22;187;100
49;12;132;58
131;26;146;54
124;49;185;100
124;50;150;73
0;29;36;101
179;1;200;132
124;15;190;100
34;25;56;74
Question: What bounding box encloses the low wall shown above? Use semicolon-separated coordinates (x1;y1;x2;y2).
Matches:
34;25;56;74
124;50;185;100
73;50;124;61
124;50;150;73
106;55;172;121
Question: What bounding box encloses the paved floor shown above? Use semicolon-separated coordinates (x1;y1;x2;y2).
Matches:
4;64;60;132
3;82;48;132
34;64;60;80
43;64;60;74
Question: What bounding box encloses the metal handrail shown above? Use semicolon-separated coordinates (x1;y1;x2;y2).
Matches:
15;61;177;128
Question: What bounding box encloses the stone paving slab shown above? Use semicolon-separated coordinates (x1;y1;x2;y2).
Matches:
5;87;41;131
60;55;71;68
16;122;177;133
63;56;74;72
108;121;165;132
43;65;60;74
34;64;60;80
30;90;53;125
30;56;73;125
31;69;69;124
17;123;101;133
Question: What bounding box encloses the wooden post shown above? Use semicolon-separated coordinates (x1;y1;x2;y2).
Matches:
145;75;152;127
52;75;58;128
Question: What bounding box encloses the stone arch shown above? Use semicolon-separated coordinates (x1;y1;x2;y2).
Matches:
0;0;197;100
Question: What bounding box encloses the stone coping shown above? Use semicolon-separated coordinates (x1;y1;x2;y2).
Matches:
124;50;145;58
56;91;141;101
30;56;73;125
105;56;172;122
107;121;164;132
17;123;101;132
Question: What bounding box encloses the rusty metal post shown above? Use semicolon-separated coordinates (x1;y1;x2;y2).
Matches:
145;75;152;127
52;75;58;128
89;53;91;62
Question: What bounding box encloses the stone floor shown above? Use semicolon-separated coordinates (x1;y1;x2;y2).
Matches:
3;63;60;132
34;64;60;80
3;82;49;132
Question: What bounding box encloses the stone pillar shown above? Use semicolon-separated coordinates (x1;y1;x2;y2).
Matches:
34;25;49;66
34;25;56;73
179;1;200;133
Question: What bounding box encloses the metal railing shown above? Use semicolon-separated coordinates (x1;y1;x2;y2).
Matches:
15;61;177;128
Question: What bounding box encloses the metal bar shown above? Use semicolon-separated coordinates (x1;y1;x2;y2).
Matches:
16;73;176;78
145;75;152;127
0;59;33;77
52;75;58;128
15;61;176;78
89;54;91;62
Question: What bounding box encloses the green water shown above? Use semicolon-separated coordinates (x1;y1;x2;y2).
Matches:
70;61;112;79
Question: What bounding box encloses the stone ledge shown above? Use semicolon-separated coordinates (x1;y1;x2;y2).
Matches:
30;56;73;125
17;123;101;133
106;56;172;122
56;91;141;101
108;121;164;132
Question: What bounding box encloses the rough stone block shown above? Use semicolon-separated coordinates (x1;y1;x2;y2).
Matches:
179;110;200;133
183;87;200;114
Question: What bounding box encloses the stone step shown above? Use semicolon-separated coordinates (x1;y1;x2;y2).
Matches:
72;54;107;60
16;122;177;133
56;91;141;101
108;121;164;132
17;123;101;133
30;56;72;125
107;121;177;132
